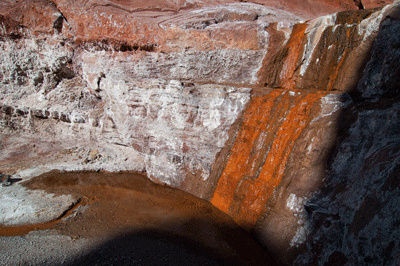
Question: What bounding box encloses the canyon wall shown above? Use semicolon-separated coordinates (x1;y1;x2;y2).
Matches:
0;0;399;265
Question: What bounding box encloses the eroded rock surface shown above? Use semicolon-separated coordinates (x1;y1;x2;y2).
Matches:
1;0;399;265
0;1;290;194
0;181;77;226
293;7;400;265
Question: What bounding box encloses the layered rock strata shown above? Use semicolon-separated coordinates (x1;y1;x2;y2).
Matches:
1;0;399;265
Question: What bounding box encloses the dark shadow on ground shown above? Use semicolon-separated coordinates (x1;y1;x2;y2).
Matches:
67;229;257;266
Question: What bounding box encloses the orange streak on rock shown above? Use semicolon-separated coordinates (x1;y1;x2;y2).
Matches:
238;92;324;226
280;23;308;90
246;93;292;178
211;90;325;227
211;90;283;214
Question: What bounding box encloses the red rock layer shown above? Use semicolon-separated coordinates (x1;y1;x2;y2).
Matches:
0;0;368;51
0;0;63;35
251;0;359;18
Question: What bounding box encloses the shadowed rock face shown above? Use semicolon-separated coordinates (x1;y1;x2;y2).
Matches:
292;7;400;265
0;0;399;265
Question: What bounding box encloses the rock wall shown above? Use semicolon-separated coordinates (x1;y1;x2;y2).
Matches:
1;1;283;198
293;7;400;265
209;3;400;264
1;0;399;265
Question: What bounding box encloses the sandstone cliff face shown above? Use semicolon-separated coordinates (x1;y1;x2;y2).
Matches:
1;0;399;265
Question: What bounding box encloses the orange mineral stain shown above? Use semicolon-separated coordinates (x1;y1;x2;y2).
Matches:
280;23;308;90
211;90;325;227
211;90;283;214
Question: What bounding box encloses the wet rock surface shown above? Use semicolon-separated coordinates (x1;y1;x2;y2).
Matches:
0;0;399;265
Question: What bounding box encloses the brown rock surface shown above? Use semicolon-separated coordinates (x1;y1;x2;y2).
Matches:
361;0;395;8
257;7;385;92
0;0;64;35
250;0;360;18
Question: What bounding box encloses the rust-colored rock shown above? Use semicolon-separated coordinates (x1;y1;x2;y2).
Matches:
0;0;64;35
257;8;384;92
211;90;325;228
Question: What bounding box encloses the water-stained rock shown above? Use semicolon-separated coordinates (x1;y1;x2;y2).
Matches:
0;0;399;265
257;5;392;92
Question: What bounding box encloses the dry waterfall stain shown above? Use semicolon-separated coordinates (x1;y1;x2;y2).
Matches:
211;90;325;228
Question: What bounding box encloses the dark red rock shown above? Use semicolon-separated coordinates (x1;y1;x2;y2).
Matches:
0;0;64;35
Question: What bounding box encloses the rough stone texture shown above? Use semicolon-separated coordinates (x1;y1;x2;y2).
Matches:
0;230;90;265
0;182;77;226
0;37;74;97
257;6;392;92
208;2;400;265
1;0;399;265
1;1;275;196
250;0;360;18
362;0;395;8
95;79;252;192
291;5;400;265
